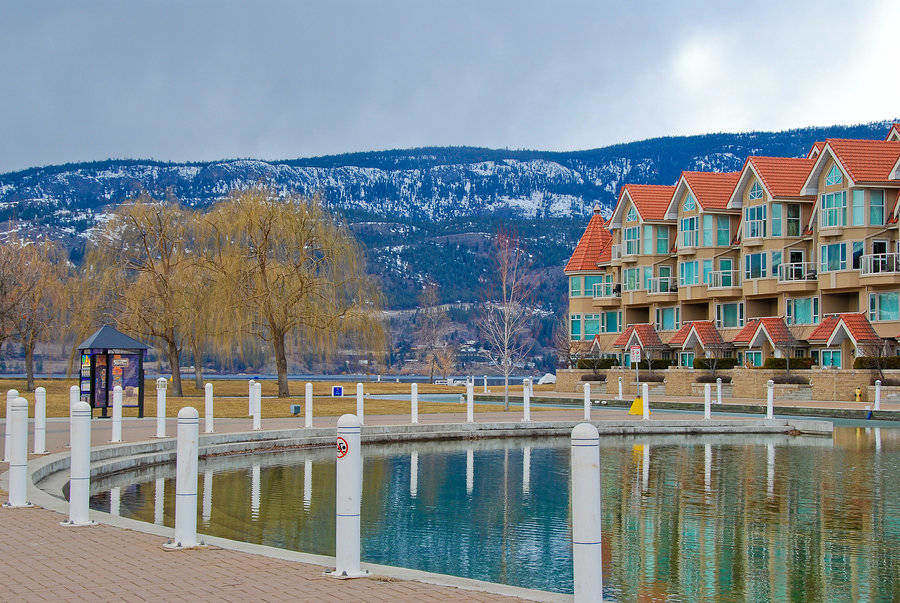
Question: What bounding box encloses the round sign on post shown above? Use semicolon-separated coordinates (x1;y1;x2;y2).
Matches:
336;436;349;459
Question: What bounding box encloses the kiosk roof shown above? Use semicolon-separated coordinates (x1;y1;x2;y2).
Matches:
76;325;149;351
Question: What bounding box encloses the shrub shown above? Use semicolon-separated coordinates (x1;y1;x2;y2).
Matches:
692;357;737;370
854;356;900;370
772;375;809;385
637;372;664;382
648;359;674;370
872;377;900;386
580;373;606;382
575;357;618;370
696;374;732;383
763;357;815;370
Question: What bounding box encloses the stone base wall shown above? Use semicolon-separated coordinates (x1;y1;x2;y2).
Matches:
810;369;874;402
691;383;734;398
555;369;583;393
664;368;696;396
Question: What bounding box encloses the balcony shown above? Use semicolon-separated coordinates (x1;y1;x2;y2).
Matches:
610;245;622;261
647;277;677;295
591;282;621;307
706;270;742;298
860;253;900;285
818;210;845;236
743;220;766;245
777;262;818;292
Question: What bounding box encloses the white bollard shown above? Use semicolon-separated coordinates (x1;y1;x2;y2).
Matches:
329;414;368;578
252;382;262;430
356;383;364;425
410;451;418;498
704;383;711;420
34;386;47;454
68;385;79;447
248;379;256;416
522;379;531;422
571;422;603;602
766;380;774;420
202;471;212;524
466;380;474;423
165;406;200;549
5;396;31;507
716;377;723;405
303;458;312;509
704;443;711;492
642;382;649;421
62;401;94;526
874;380;882;411
4;388;18;462
204;382;214;433
111;385;123;443
305;382;313;428
483;375;488;393
523;446;531;494
410;383;418;424
618;376;623;399
466;448;474;495
583;382;591;421
155;377;167;438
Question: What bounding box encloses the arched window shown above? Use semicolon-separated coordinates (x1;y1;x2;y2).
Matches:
626;205;638;222
682;194;696;211
825;164;843;186
749;182;764;200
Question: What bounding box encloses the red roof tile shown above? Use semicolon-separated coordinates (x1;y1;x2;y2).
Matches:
621;184;677;221
690;321;724;346
886;123;900;140
808;141;825;158
682;171;742;210
826;139;900;183
565;208;612;272
807;315;840;342
732;317;795;346
613;324;664;349
747;156;816;199
808;313;880;344
666;322;693;347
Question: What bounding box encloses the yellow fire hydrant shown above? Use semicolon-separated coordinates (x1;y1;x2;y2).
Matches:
855;387;862;403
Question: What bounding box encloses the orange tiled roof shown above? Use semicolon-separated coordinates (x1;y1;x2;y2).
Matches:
666;322;693;347
690;321;724;346
613;324;664;349
808;313;880;343
808;141;825;158
732;317;795;346
886;123;900;140
826;139;900;183
682;171;741;210
621;184;677;221
565;208;612;272
747;156;816;199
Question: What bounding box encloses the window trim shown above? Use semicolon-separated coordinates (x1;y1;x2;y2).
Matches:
825;164;843;186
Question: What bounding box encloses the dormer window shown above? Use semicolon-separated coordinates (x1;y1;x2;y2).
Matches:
825;165;843;186
682;194;696;212
626;205;638;222
748;182;764;200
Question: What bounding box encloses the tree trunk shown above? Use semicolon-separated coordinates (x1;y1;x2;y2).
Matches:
503;371;509;411
272;331;290;398
429;355;435;384
192;340;204;390
24;338;35;392
165;338;183;397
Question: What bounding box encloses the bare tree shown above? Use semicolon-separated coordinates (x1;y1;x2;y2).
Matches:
552;313;573;369
478;228;535;410
857;337;889;383
415;283;448;383
434;345;456;381
704;341;734;378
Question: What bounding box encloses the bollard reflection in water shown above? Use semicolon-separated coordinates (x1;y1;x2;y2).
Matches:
110;487;120;517
303;459;312;510
466;448;474;495
410;451;418;498
522;446;530;494
154;478;164;525
251;464;261;519
202;471;212;525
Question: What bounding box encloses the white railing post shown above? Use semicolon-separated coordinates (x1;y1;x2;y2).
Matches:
766;380;774;420
571;422;603;602
3;388;18;461
618;376;623;399
62;401;94;526
874;380;882;411
583;382;591;421
252;382;262;430
642;382;649;421
483;375;488;393
68;385;78;447
410;383;418;424
356;383;364;425
522;379;531;422
5;396;30;507
111;385;123;443
305;382;313;428
155;377;167;438
34;386;47;454
466;379;474;423
204;382;214;433
248;379;255;416
329;414;368;578
165;407;200;549
704;383;711;420
716;377;722;405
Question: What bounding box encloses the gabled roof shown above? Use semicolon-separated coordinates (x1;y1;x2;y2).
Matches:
77;325;150;350
609;184;677;226
727;156;817;208
666;322;694;348
807;141;825;159
565;207;612;272
613;324;664;349
886;123;900;142
665;171;741;217
802;139;900;193
732;317;795;348
683;321;724;349
808;313;880;346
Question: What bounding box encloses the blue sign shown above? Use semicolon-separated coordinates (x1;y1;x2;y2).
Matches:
332;386;343;397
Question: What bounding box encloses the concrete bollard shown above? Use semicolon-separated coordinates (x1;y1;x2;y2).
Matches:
466;448;474;495
5;397;31;507
110;385;123;443
329;414;368;578
523;446;531;494
248;379;256;416
766;380;774;420
571;422;603;602
34;386;47;454
874;380;882;411
704;383;711;420
62;401;94;526
466;380;474;423
716;377;723;405
252;382;262;430
4;389;18;462
642;382;649;421
618;376;623;399
305;382;313;428
356;383;364;425
522;379;531;422
68;385;79;447
410;383;418;424
165;407;200;549
583;382;591;421
410;451;418;498
204;382;214;433
303;458;312;509
155;377;167;438
483;375;488;393
704;443;711;492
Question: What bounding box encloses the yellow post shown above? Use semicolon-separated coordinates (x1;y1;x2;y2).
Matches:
855;387;861;403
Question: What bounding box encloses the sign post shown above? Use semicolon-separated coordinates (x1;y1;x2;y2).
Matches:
631;345;641;389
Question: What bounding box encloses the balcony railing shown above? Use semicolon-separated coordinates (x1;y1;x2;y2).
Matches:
744;219;766;239
591;282;621;299
778;262;817;282
647;277;677;294
707;270;741;289
861;253;900;276
610;244;622;260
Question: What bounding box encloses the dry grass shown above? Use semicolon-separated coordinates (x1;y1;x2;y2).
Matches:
0;378;553;418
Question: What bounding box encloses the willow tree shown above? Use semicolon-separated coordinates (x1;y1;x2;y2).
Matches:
203;188;384;397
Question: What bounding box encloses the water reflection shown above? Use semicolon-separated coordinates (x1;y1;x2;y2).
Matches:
89;428;899;598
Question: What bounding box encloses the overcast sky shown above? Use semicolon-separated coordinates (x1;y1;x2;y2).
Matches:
1;1;898;173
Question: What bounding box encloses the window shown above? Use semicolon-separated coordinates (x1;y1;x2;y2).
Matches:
680;216;698;247
744;252;767;279
624;226;640;255
702;259;713;284
643;266;652;291
655;306;680;331
821;191;846;227
570;314;582;340
656;226;669;254
772;203;782;237
703;214;714;246
626;205;638;222
623;268;639;291
679;351;695;367
569;276;582;297
718;258;734;287
744;204;767;238
717;215;730;246
642;225;653;254
825;165;843;186
679;261;698;286
786;297;819;325
851;241;864;270
869;292;899;322
584;314;600;338
821;349;841;368
749;181;764;200
870;190;885;226
683;194;696;211
786;204;801;236
746;351;763;367
601;311;621;333
585;275;603;296
716;301;744;328
820;242;846;272
851;190;865;226
771;251;782;277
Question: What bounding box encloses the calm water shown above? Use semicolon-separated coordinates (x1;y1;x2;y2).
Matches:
90;427;899;600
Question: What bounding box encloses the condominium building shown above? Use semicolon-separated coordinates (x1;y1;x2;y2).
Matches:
566;124;900;369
